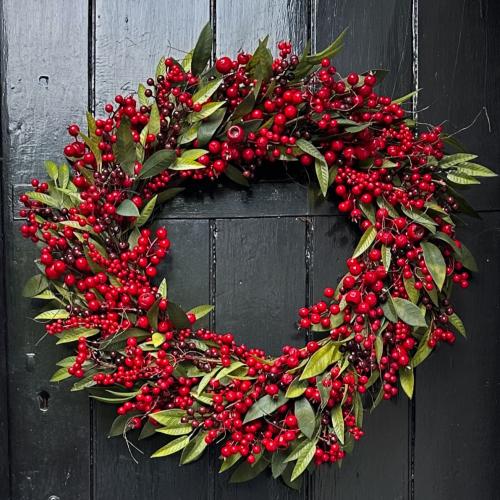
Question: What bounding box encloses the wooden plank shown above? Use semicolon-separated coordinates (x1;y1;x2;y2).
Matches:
309;217;409;499
214;217;306;499
92;3;212;499
311;1;414;498
1;1;90;498
314;0;413;98
93;219;213;500
418;0;500;210
414;211;500;499
94;0;209;113
216;0;308;56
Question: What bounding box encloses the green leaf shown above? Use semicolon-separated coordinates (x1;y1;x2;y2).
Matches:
180;149;208;160
447;172;480;185
243;393;287;424
45;160;59;181
231;91;256;121
290;439;316;482
392;297;427;327
56;327;99;344
151;332;165;348
158;278;168;298
314;158;329;197
50;366;71;382
114;117;136;175
382;244;392;271
148;102;161;137
180;431;208;464
392;89;419;105
271;451;288;478
151;435;190;458
156;425;192;436
295;398;316;439
155;56;165;79
197;108;226;145
399;366;414;398
158;187;186;204
191;101;225;122
26;191;60;208
139;420;157;440
23;274;48;297
229;457;268;483
58;163;70;188
459;242;478;272
440;153;478;167
187;304;214;321
179;124;199;145
138;149;176;179
456;162;497;177
167;301;190;329
307;28;348;64
411;328;433;367
421;242;446;290
116;199;140;217
108;414;137;437
191;22;213;75
331;404;344;444
219;453;242;473
34;309;70;320
192;77;222;104
135;195;157;227
295;138;324;161
352;226;376;258
285;378;308;399
150;409;185;427
404;276;419;303
300;342;339;380
224;164;250;187
448;312;466;337
345;122;371;133
137;83;150;107
170;158;205;170
247;36;273;82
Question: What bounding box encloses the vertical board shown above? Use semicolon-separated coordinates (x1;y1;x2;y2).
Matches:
309;218;410;499
314;0;413;98
216;0;308;56
418;0;500;210
1;1;90;499
93;220;213;500
414;213;500;499
415;1;500;496
312;1;414;498
214;217;306;499
92;2;211;498
94;0;209;113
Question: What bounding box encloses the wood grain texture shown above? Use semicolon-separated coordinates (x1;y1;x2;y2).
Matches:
414;216;500;499
94;0;209;113
1;1;90;499
314;0;413;98
216;0;308;56
418;0;500;211
93;220;212;500
214;217;306;499
309;217;409;500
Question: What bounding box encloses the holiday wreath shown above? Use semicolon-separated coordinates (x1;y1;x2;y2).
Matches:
19;25;495;488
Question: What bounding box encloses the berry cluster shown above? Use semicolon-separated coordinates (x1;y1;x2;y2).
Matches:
20;25;493;487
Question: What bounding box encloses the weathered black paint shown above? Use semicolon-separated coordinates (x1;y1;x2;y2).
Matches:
0;1;498;499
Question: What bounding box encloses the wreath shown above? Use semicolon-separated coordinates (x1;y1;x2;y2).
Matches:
19;24;495;488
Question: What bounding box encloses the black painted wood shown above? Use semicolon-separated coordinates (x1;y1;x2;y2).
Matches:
1;1;91;499
414;213;500;499
214;217;307;499
418;0;500;211
92;3;212;499
1;1;499;499
311;2;414;498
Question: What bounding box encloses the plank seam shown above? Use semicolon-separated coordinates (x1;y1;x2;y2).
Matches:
0;0;13;495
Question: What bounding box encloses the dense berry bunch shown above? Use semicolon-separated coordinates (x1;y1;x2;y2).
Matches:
20;25;494;487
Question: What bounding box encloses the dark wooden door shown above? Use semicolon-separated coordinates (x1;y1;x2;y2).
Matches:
1;1;499;499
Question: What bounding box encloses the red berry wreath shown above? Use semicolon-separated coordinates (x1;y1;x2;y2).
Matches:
19;25;495;488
